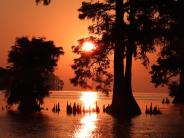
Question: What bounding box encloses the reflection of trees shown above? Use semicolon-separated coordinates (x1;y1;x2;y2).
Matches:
112;118;131;138
73;113;131;138
5;111;51;138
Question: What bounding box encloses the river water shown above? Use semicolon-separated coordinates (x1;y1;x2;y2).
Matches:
0;91;184;138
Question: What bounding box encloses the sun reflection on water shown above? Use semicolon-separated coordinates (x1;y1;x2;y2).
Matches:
74;113;97;138
73;91;98;138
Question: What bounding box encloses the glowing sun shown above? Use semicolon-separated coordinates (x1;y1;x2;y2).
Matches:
81;41;96;52
80;92;97;109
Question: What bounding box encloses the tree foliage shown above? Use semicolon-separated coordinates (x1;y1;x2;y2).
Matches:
0;67;10;90
71;36;113;93
71;0;169;94
7;37;63;111
150;0;184;92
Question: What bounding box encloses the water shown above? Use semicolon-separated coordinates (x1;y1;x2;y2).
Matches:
0;91;184;138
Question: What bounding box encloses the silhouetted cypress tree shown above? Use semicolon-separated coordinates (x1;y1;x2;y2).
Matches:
35;0;182;116
150;0;184;103
70;0;164;117
0;67;10;90
7;37;63;111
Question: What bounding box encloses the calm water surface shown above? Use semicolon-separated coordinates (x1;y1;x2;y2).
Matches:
0;91;184;138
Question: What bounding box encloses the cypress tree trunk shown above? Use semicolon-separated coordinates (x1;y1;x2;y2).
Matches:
125;41;141;116
124;0;141;115
107;0;126;117
111;0;124;109
18;96;40;112
111;36;126;116
173;66;184;103
108;0;141;118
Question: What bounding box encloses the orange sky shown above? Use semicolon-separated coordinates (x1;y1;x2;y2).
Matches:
0;0;167;92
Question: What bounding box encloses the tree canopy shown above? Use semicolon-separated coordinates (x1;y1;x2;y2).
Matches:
33;0;184;116
7;37;64;111
70;0;184;116
150;0;184;103
71;0;169;93
0;67;10;90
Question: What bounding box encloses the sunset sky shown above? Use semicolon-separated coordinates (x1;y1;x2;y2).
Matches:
0;0;167;92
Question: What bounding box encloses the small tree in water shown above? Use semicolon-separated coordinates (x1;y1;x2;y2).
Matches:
7;37;63;111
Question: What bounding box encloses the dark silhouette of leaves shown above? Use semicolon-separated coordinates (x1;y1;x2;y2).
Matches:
150;0;184;103
6;37;64;111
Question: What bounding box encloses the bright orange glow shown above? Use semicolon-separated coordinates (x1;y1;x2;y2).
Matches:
74;91;98;137
81;41;96;52
74;113;97;138
0;1;168;93
80;91;97;109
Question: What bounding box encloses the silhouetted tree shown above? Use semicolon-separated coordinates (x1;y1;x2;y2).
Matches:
35;0;51;5
150;0;184;103
0;67;10;90
7;37;63;111
70;0;166;117
35;0;178;116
